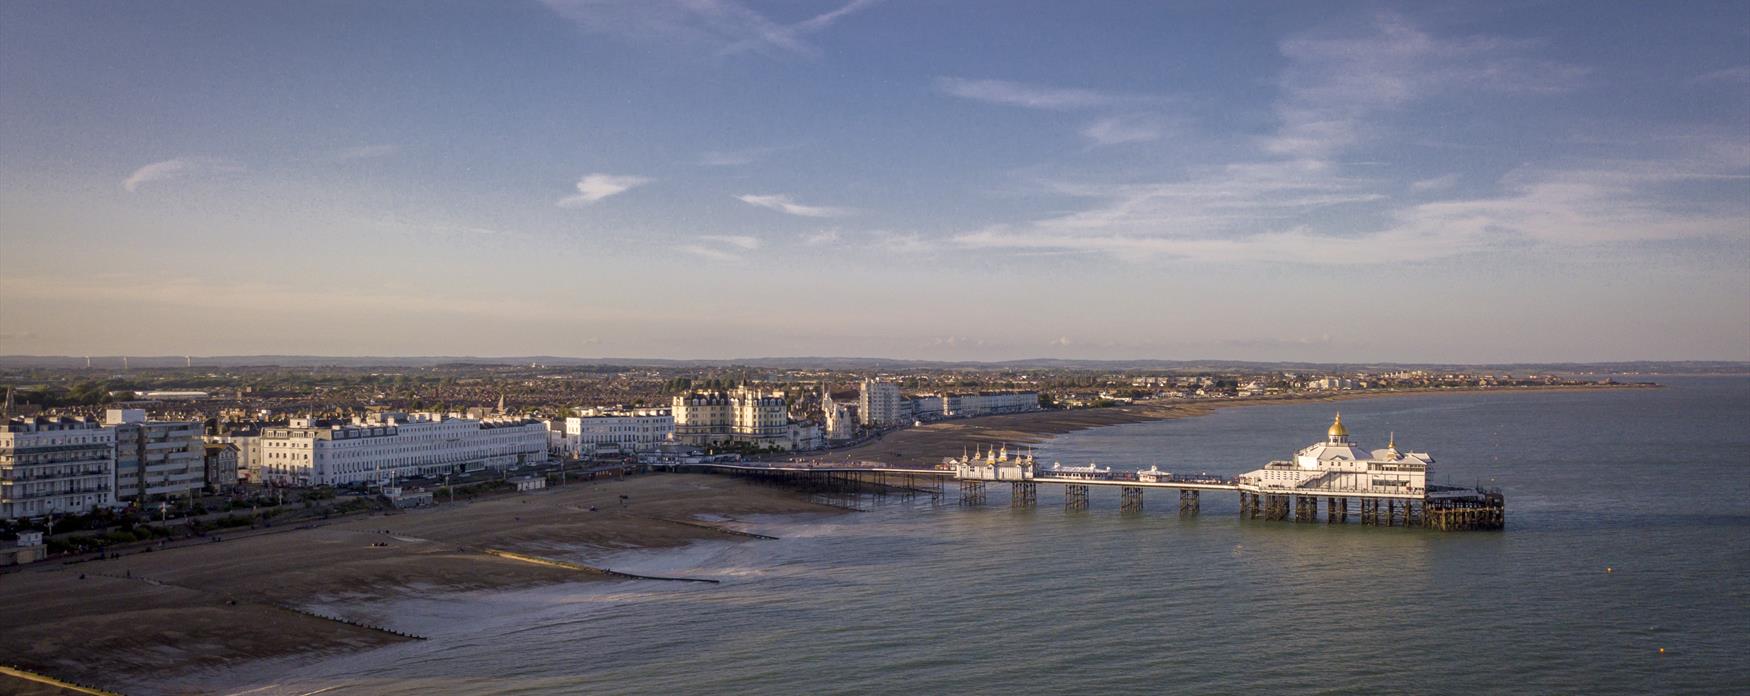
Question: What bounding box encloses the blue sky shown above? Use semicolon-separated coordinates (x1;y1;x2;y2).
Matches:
1;1;1746;361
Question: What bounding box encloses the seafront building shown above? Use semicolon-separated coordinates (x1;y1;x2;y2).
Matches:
205;430;263;483
202;442;239;491
258;412;548;486
1;417;116;520
858;379;904;427
1236;414;1433;495
671;387;796;449
561;407;675;457
107;409;205;501
941;392;1040;417
821;391;857;441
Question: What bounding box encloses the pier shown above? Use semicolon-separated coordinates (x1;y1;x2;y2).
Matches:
658;454;1505;531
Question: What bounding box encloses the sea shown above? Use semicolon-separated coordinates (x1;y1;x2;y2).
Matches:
199;377;1749;695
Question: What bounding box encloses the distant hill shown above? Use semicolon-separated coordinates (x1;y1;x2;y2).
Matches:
1;355;1745;374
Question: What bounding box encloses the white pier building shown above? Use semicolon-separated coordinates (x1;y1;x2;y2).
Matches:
1236;413;1451;498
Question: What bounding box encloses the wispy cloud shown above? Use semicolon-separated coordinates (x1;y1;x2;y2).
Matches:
333;144;399;161
954;145;1748;264
121;157;242;193
1409;174;1459;192
540;0;877;59
934;77;1141;110
699;144;799;166
1081;116;1163;146
677;245;740;260
558;173;653;208
1691;65;1750;85
678;234;761;261
804;228;841;245
736;193;854;217
1264;12;1589;158
699;234;761;250
940;14;1658;267
874;231;935;253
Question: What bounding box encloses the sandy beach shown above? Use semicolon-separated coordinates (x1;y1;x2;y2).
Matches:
0;474;839;694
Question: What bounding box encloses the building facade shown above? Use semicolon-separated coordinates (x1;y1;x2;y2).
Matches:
673;387;795;449
205;432;263;483
107;409;205;501
1236;414;1435;496
259;412;548;486
822;391;857;441
1;417;116;520
942;392;1041;417
203;443;239;491
563;407;675;456
858;379;904;427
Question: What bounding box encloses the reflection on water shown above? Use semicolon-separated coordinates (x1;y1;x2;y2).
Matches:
198;378;1748;696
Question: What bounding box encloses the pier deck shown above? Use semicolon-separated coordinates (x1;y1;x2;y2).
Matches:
659;461;1505;530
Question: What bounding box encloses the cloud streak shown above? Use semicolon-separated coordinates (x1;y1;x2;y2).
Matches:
1081;116;1163;146
736;193;854;217
121;157;241;193
934;77;1143;111
540;0;877;59
558;173;653;208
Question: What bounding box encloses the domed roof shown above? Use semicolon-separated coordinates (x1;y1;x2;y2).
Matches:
1327;413;1348;438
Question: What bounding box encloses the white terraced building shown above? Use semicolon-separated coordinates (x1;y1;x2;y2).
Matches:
259;412;548;486
1;417;116;519
563;407;675;456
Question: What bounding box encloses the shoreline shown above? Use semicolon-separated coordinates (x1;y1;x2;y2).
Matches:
814;383;1654;469
1;382;1653;694
0;474;844;695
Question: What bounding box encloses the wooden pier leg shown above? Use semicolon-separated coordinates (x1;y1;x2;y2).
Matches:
1012;481;1036;508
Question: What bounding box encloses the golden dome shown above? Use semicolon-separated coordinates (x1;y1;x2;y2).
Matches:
1327;412;1348;438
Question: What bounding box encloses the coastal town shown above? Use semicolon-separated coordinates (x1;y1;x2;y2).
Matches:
0;357;1656;693
2;360;1642;556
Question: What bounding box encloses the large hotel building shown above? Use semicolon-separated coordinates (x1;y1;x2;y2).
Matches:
258;412;548;486
1;417;116;519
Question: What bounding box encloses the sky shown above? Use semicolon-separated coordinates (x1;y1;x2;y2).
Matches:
1;0;1747;363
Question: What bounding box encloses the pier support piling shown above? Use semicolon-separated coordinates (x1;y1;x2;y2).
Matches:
959;480;986;506
1120;486;1144;513
1012;482;1037;508
1064;484;1089;512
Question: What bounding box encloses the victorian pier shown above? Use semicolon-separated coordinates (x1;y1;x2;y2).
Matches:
662;415;1506;531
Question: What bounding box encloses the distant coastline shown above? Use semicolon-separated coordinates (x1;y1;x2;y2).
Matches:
815;382;1657;469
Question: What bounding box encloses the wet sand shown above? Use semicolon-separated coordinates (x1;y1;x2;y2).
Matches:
0;474;838;694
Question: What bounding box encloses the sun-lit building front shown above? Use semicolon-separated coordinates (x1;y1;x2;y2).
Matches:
1237;414;1435;496
259;412;548;486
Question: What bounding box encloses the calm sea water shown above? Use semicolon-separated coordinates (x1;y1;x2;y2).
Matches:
204;378;1750;695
